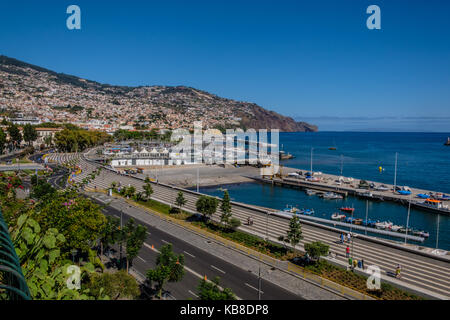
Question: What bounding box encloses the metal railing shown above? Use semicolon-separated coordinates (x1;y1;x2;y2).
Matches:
0;209;31;300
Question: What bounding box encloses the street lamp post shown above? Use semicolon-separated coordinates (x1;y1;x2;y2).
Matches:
196;167;199;193
258;265;262;300
405;194;411;245
119;210;123;269
364;200;369;235
393;152;398;193
71;249;77;264
436;214;440;249
350;208;354;260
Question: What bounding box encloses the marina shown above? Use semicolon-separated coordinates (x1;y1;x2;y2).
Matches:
271;208;425;242
254;174;450;216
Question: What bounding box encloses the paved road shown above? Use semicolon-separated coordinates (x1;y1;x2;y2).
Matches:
44;152;450;298
42;154;303;300
96;200;302;300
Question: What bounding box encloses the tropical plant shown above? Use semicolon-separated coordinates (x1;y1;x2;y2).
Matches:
146;244;185;298
197;276;236;300
304;241;329;262
98;216;121;260
175;191;187;213
36;192;107;253
10;214;105;300
87;270;140;300
0;128;7;154
143;180;153;201
220;190;232;227
7;124;22;149
286;215;303;250
195;195;218;221
23;124;38;146
228;217;241;231
122;218;147;273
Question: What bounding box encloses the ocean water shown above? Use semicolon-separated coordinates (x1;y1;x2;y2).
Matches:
199;132;450;250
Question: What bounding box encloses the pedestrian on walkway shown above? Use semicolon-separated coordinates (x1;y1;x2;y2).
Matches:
346;246;350;258
395;264;402;278
347;233;351;243
340;233;344;244
361;259;365;270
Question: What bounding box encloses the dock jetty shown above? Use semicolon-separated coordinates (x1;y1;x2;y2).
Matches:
254;168;450;216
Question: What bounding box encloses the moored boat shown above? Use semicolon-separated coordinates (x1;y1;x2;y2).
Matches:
300;208;315;216
390;225;403;232
322;192;343;200
375;184;389;191
331;213;346;220
340;207;355;213
375;221;393;230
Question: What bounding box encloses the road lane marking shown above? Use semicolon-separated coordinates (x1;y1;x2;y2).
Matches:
211;265;226;274
143;243;242;300
161;239;171;244
188;290;199;298
183;251;195;258
137;256;146;263
245;283;264;294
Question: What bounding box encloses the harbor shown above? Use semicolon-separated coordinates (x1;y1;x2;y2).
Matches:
271;208;426;242
254;171;450;216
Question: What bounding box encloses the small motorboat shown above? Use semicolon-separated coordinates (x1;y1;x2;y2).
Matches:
353;218;363;225
444;137;450;146
345;217;355;224
398;227;412;234
362;219;377;227
390;225;403;232
300;208;315;216
283;205;299;214
432;193;450;201
416;193;430;199
419;231;430;238
305;189;316;196
375;221;393;230
331;213;346;221
340;207;355;213
397;190;412;195
375;185;389;191
322;192;343;200
328;147;337;150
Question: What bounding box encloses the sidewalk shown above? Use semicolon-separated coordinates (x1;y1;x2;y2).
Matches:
89;191;351;300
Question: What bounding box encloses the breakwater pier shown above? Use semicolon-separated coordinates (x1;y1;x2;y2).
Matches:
254;168;450;216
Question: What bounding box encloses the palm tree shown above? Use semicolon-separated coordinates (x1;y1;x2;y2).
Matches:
175;191;187;213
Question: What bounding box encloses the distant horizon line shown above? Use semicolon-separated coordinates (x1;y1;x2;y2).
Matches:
282;131;450;134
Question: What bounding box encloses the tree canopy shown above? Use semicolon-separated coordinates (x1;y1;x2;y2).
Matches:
197;276;236;300
54;128;111;152
196;195;218;221
287;215;303;249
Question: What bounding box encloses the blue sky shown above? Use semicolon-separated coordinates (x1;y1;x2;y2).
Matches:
1;0;449;131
